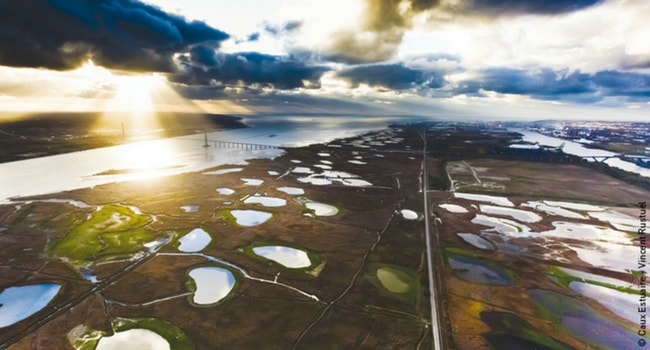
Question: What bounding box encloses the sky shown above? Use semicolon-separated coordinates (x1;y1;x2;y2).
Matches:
0;0;649;120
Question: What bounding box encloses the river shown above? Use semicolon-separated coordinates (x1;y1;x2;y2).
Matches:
0;115;415;203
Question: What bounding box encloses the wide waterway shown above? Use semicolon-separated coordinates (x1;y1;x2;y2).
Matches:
513;129;650;177
0;115;414;203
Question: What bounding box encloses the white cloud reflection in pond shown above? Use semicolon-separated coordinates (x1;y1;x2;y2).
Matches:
454;193;515;207
188;267;236;305
230;210;272;226
0;283;61;328
521;201;587;219
96;329;170;350
244;196;287;207
216;188;235;195
313;164;332;169
570;282;637;324
276;187;304;195
588;210;638;232
179;205;198;213
241;178;264;186
570;241;638;273
178;228;212;253
252;246;311;269
543;200;604;212
297;170;372;187
471;214;532;237
400;209;419;220
305;202;338;216
439;204;468;213
457;233;495;250
541;222;630;244
479;205;542;223
292;167;313;174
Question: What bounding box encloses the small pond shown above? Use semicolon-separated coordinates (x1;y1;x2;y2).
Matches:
541;221;629;244
178;228;212;253
588;210;638;232
0;283;61;328
188;267;236;305
252;245;311;268
179;205;198;213
400;209;419;220
277;186;305;195
79;317;192;350
521;201;586;219
529;289;640;349
96;329;170;350
457;233;495;250
472;214;532;237
313;164;332;169
454;193;514;207
543;200;604;212
241;178;264;186
348;160;367;165
305;202;339;216
447;254;513;285
244;196;287;207
216;188;235;195
479;205;542;223
376;267;413;294
569;281;637;324
230;210;273;226
439;204;468;213
292;167;313;174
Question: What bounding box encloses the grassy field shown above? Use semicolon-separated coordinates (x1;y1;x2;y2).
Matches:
448;158;650;205
49;204;158;266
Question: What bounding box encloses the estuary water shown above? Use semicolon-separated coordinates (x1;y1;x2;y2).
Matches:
0;115;403;203
513;129;650;177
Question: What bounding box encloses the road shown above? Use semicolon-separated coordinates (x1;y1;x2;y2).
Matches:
421;129;446;349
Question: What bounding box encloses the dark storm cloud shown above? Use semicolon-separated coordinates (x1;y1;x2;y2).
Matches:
458;68;650;102
477;68;593;96
337;64;445;90
466;0;603;15
592;70;650;97
0;0;229;71
325;0;603;64
173;52;329;90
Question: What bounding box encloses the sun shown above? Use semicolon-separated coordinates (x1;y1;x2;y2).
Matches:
112;75;160;114
103;73;168;132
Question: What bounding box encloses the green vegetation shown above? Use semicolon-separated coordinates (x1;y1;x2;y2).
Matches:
480;311;574;350
366;262;421;303
49;204;158;266
586;142;647;155
429;160;450;190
